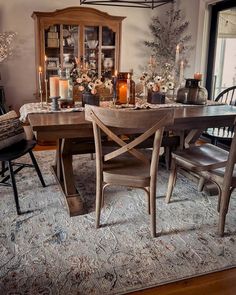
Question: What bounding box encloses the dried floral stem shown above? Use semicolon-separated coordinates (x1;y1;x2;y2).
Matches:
0;32;17;63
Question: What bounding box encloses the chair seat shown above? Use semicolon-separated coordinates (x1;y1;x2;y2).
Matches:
173;143;236;187
103;156;151;187
173;143;229;170
0;139;36;161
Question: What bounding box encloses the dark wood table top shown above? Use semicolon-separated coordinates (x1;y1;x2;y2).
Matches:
28;105;236;140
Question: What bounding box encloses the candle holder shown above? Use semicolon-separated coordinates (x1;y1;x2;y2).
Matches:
116;72;135;105
51;96;60;111
176;78;208;105
112;74;117;106
39;89;44;109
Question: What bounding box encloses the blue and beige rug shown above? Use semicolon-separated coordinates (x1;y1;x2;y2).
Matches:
0;151;236;294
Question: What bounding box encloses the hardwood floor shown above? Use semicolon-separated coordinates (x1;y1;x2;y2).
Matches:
34;145;236;295
129;268;236;295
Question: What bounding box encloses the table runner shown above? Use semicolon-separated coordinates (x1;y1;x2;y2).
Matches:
19;99;225;123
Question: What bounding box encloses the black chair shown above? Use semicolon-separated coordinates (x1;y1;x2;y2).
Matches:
202;86;236;148
0;111;46;214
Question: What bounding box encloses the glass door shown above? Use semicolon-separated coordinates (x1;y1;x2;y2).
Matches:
62;25;79;71
44;25;61;76
213;9;236;97
44;24;79;77
101;26;116;79
84;25;116;79
84;26;99;77
206;0;236;98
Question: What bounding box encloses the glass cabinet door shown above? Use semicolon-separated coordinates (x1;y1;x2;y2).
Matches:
44;24;117;80
44;24;79;77
84;25;116;79
101;26;116;79
62;25;79;71
44;25;61;76
84;26;99;77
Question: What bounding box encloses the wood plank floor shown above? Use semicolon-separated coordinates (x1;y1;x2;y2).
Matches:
34;145;236;295
129;268;236;295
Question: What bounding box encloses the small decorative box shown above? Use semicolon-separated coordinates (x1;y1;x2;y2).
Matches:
147;91;165;104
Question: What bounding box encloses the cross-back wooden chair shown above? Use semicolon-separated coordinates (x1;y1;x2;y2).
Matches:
166;119;236;236
0;110;46;214
203;86;236;148
85;105;174;237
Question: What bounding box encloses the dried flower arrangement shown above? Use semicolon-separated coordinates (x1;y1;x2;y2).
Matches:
140;61;175;95
70;65;113;98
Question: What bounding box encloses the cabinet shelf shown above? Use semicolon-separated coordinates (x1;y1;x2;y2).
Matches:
101;46;116;49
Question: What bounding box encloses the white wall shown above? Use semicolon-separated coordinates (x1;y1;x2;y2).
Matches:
0;0;208;110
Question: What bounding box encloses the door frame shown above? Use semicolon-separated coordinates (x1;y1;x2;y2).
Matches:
206;0;236;97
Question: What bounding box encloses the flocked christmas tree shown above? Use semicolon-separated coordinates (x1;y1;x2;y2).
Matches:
144;4;193;85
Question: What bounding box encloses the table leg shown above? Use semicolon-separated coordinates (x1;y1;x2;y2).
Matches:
52;138;86;216
55;139;63;182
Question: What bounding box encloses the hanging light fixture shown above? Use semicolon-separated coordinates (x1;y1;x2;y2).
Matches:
80;0;173;9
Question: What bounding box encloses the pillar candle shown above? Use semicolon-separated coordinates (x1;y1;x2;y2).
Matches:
194;72;202;80
44;55;47;80
175;44;180;65
113;70;118;99
119;84;127;103
45;79;48;105
127;73;130;103
38;66;42;93
49;76;60;97
179;60;184;85
59;79;69;99
39;66;43;107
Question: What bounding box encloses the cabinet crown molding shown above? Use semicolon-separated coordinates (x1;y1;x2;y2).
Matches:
32;6;126;22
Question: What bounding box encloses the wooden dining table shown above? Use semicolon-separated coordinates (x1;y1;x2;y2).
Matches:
27;104;236;217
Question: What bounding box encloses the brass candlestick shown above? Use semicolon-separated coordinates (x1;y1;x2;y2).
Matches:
40;89;43;108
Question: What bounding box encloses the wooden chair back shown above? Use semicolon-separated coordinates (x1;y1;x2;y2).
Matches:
215;86;236;105
85;105;174;167
85;106;174;237
204;86;236;145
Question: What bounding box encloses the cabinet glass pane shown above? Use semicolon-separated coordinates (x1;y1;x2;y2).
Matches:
84;26;99;76
102;27;116;78
102;49;115;78
45;25;60;75
102;26;115;46
44;24;79;76
62;25;79;70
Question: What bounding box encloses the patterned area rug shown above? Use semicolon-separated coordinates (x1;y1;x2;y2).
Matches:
0;151;236;294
